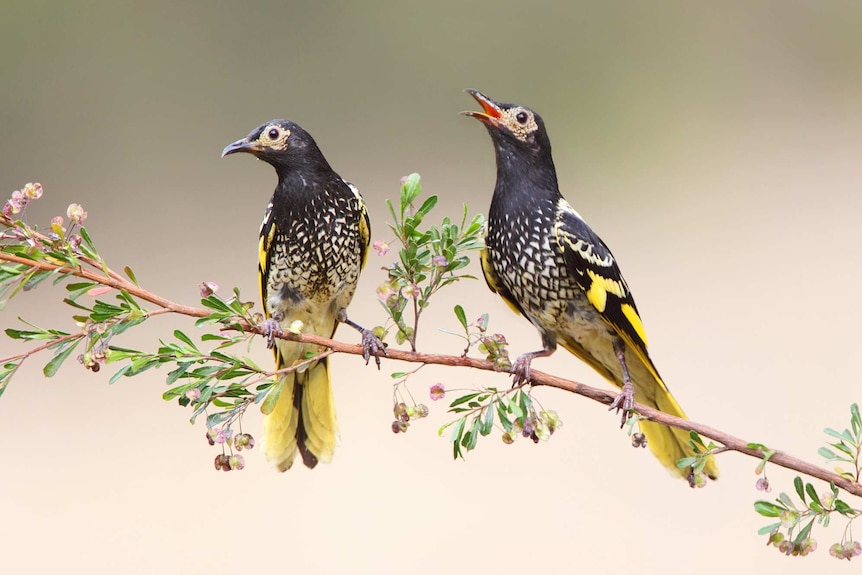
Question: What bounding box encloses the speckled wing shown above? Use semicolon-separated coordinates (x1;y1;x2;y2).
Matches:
552;199;662;382
258;198;276;321
479;247;526;317
345;180;371;271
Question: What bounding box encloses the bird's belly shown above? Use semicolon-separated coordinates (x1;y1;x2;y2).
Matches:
266;240;361;325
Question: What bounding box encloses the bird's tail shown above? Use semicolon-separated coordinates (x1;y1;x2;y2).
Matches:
263;356;338;471
637;382;719;482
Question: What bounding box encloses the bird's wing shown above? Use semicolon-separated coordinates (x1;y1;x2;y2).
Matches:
258;198;276;319
258;198;281;363
345;181;371;270
552;198;662;383
480;247;525;317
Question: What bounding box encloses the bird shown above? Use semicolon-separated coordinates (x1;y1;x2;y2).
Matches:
222;119;385;471
462;90;718;484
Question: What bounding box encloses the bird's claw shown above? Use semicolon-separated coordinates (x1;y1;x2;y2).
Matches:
510;354;533;386
261;317;283;350
608;382;635;427
360;329;388;369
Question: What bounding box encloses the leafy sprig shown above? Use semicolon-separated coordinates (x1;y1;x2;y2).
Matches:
374;173;484;351
437;383;562;459
754;404;862;559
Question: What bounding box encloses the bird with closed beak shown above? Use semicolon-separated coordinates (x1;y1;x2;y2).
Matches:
223;119;385;471
462;90;717;485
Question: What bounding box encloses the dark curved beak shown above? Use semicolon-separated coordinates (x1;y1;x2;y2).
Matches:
221;137;260;158
461;89;504;125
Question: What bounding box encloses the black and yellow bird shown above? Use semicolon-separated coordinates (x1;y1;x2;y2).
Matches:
223;119;384;471
463;90;718;484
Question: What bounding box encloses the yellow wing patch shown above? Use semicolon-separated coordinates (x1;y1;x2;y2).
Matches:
358;203;371;270
258;223;277;319
621;303;648;348
585;269;627;313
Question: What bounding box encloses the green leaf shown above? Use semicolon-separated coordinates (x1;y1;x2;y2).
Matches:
5;328;49;340
757;522;781;535
0;361;21;399
851;403;861;435
495;399;512;432
688;430;706;449
829;441;855;457
124;266;139;285
508;395;524;420
777;492;796;510
818;446;837;460
79;227;97;253
461;417;480;451
108;364;132;384
450;416;466;459
793;476;805;503
754;501;782;517
834;499;855;516
201;295;232;313
173;330;200;353
793;518;815;545
453;305;468;332
416;194;438;217
676;457;697;469
109;315;146;336
65;281;96;300
449;392;481;408
260;378;284;415
201;333;230;342
824;427;854;442
400;173;422;214
43;342;80;377
805;483;822;508
480;405;494;436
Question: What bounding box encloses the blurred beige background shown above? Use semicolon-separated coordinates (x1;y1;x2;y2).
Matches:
2;1;861;573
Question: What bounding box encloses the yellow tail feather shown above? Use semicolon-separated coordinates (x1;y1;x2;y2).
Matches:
638;384;719;481
263;358;337;471
559;337;718;481
300;358;338;464
263;372;300;471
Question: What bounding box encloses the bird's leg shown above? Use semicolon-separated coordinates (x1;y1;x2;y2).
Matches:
510;336;556;386
608;339;635;427
337;309;388;369
261;311;285;349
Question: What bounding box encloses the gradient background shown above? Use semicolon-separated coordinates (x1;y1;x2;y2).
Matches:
2;2;861;573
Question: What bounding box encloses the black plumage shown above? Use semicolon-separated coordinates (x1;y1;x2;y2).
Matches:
223;119;383;471
463;90;717;483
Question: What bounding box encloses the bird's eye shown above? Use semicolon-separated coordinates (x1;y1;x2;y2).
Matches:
515;111;529;124
267;128;280;139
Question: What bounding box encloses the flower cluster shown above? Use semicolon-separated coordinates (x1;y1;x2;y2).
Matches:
766;531;817;557
2;182;42;217
477;333;511;371
830;540;861;560
391;401;429;433
206;426;254;471
502;409;562;445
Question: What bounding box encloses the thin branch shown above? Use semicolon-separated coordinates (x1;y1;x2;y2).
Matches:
0;251;207;317
237;328;862;497
3;248;861;499
0;332;83;364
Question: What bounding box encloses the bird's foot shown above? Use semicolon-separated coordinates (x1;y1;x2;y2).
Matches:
261;313;284;349
608;381;635;427
510;353;535;386
336;309;388;369
359;328;388;369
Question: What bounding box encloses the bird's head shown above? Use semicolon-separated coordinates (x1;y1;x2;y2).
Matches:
222;119;328;173
461;89;551;155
